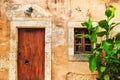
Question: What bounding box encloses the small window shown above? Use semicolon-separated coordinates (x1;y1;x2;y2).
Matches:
74;28;91;54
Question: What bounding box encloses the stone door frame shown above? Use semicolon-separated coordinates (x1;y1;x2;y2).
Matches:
6;4;52;80
9;18;52;80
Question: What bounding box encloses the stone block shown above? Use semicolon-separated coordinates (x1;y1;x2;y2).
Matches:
66;72;97;80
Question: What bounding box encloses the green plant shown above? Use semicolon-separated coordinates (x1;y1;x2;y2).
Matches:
79;5;120;80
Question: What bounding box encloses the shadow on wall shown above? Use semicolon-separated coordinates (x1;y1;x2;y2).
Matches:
110;0;119;3
66;72;97;80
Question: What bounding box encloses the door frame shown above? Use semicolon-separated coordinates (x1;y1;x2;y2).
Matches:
9;18;52;80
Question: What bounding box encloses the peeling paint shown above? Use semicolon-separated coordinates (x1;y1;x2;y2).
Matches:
52;26;65;47
110;0;119;3
0;56;9;69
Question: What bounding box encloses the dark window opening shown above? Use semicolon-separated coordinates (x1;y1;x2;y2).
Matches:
74;28;91;54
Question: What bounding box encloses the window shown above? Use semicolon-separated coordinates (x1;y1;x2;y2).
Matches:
74;28;91;54
68;22;97;61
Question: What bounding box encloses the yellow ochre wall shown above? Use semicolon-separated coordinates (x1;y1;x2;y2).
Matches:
0;0;120;80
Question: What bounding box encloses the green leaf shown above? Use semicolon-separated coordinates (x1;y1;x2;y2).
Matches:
75;34;83;37
110;59;120;63
91;32;97;43
108;38;114;43
111;49;117;54
81;18;92;31
90;28;98;43
75;34;89;38
115;32;120;47
84;34;90;38
95;26;100;33
88;18;92;31
110;22;120;30
117;50;120;53
96;43;101;49
105;10;112;18
115;41;120;47
82;54;90;59
89;55;96;72
104;74;110;80
105;5;116;22
98;20;109;30
81;22;88;27
102;40;113;54
100;66;106;73
115;33;120;47
97;31;107;37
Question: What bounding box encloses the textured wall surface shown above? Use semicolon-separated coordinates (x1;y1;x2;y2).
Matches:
66;72;97;80
0;0;120;80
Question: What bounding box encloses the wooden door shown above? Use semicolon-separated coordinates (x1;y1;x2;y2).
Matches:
18;28;45;80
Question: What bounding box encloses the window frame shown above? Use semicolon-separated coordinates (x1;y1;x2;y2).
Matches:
74;28;91;54
68;22;97;61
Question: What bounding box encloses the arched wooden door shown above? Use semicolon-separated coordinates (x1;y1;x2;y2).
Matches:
18;28;45;80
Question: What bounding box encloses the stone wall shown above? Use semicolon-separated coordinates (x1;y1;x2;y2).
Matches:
0;0;120;80
66;72;97;80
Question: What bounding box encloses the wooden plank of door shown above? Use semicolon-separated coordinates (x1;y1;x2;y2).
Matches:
18;28;45;80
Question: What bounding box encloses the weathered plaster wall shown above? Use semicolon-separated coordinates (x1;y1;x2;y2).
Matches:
0;0;120;80
0;1;10;79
